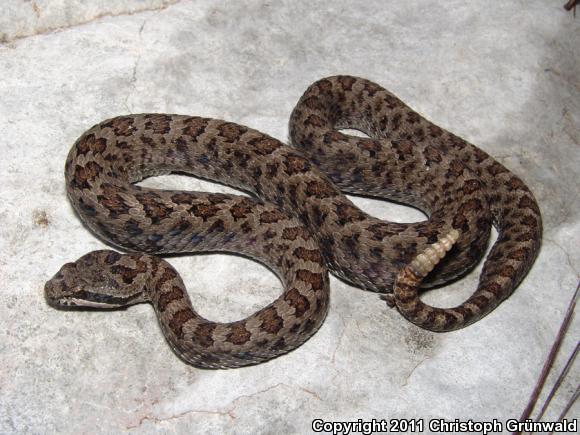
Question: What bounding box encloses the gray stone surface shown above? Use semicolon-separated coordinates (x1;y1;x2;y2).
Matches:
0;0;578;433
1;0;179;42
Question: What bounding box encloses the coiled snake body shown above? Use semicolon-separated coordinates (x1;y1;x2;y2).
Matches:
45;76;542;368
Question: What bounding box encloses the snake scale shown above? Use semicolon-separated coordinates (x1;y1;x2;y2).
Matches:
45;76;542;368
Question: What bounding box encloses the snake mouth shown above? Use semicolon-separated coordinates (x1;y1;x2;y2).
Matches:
45;284;130;309
44;281;81;309
46;298;115;311
46;296;77;308
44;286;79;309
45;291;126;310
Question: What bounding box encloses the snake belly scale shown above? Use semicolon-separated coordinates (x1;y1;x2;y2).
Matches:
45;76;542;368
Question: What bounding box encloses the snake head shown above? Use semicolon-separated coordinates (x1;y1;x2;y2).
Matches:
45;250;138;309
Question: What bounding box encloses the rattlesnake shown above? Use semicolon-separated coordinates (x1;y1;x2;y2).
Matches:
45;76;542;368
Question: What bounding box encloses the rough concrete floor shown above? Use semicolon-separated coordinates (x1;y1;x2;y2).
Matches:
0;1;578;433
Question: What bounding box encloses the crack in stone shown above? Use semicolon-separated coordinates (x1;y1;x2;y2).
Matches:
562;107;580;145
31;1;41;19
124;382;322;430
124;17;149;113
331;317;347;364
546;238;578;276
553;190;578;228
1;0;181;45
401;358;428;387
545;68;580;93
126;407;234;430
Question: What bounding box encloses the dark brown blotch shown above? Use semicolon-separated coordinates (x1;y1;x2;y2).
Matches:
462;179;481;195
423;145;442;166
98;183;131;217
520;214;538;227
258;307;284;334
293;247;323;264
447;159;466;178
72;161;103;189
305;114;326;128
315;78;333;94
357;138;381;156
406;112;421;124
367;222;404;241
233;149;251;168
473;147;489;164
296;269;325;291
391;139;414;161
300;95;322;110
487;161;508;177
284;288;310;318
338;76;356;91
518;195;540;214
157;266;178;288
363;81;379;96
102;116;136;137
208;219;225;233
249;137;280;155
508;247;529;261
157;286;183;312
167;309;194;340
515;230;537;242
226;322;251;345
282;226;311;241
371;161;387;176
193;323;216;348
428;125;444;138
335;203;366;225
391;112;402;130
265;163;278;178
341;234;360;259
182;117;207;137
498;264;516;278
140;135;155;148
305;180;336;199
323;130;346;145
506;176;526;191
263;228;277;240
452;198;483;230
136;192;173;224
171;192;192;204
189;202;220;221
111;261;147;285
169;220;192;237
144;114;172;135
124;219;144;236
259;209;286;224
230;198;253;220
217;122;248;142
207;194;227;205
104;251;122;265
284;154;311;174
271;336;286;351
77;134;107;156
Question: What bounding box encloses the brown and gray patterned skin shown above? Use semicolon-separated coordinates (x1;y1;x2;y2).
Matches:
45;75;542;368
45;243;328;369
290;76;542;331
46;114;337;369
